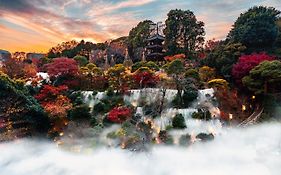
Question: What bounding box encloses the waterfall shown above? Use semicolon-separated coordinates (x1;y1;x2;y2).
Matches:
81;88;222;135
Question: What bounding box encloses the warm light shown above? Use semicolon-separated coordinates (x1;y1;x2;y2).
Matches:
242;105;246;111
252;96;256;100
59;132;64;136
229;114;233;120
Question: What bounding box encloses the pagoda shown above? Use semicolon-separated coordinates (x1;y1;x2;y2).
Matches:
146;22;165;62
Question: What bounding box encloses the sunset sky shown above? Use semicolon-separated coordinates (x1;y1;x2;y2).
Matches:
0;0;280;53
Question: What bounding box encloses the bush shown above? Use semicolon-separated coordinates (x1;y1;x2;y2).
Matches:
191;109;211;120
107;106;132;123
172;114;186;129
68;105;91;120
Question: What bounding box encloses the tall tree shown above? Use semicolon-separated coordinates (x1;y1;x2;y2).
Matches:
164;9;205;56
227;6;280;50
128;20;152;61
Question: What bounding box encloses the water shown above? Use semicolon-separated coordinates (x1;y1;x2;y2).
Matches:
0;123;280;175
82;88;220;131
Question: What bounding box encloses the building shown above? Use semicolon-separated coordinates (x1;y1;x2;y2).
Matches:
146;22;165;62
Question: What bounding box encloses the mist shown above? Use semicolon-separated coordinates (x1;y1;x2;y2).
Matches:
0;122;280;175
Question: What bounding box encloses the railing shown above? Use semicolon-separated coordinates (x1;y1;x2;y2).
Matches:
237;106;264;127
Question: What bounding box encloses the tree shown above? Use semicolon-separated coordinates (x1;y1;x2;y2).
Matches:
232;53;275;85
199;66;215;82
2;58;37;81
172;114;186;129
227;6;280;49
242;60;281;94
74;55;88;67
133;68;159;88
208;79;229;89
164;9;205;55
131;61;159;72
0;72;49;140
203;42;246;80
164;59;185;103
128;20;152;60
107;107;132;123
79;63;107;90
46;57;79;79
107;64;133;92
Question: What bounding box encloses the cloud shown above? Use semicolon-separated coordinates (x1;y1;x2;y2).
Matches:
0;0;280;52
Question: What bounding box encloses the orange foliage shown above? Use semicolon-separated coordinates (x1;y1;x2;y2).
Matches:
164;54;186;62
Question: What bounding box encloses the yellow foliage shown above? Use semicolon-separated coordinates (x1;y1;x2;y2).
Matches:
208;79;229;89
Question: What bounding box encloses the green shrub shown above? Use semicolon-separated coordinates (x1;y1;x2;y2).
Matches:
68;105;91;120
172;114;186;129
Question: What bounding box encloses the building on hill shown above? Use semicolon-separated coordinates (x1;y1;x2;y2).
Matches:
146;22;165;62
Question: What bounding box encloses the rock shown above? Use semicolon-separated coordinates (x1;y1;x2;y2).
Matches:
196;133;214;142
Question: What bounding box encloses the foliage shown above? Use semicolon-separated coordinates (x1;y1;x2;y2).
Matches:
242;60;281;94
43;95;72;119
164;9;205;55
191;109;211;120
185;68;199;80
164;59;185;75
203;42;246;80
35;85;72;119
208;79;229;89
107;64;133;92
227;6;280;49
47;40;106;59
172;87;198;108
79;63;107;90
199;66;215;82
68;104;91;120
128;20;152;59
107;107;132;123
46;57;79;79
172;114;186;129
0;72;50;136
131;61;160;72
232;53;275;85
74;55;88;67
133;70;159;88
164;54;186;62
2;58;37;81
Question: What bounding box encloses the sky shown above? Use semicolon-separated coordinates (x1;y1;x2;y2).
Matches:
0;0;280;53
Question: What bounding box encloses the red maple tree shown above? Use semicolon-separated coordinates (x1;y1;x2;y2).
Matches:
46;57;79;78
107;107;132;123
232;53;275;85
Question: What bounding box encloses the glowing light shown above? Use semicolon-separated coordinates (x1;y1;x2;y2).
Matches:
59;132;64;136
242;105;246;111
252;96;256;100
229;114;233;120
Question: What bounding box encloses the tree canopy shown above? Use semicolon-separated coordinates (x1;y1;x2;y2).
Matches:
227;6;280;49
164;9;205;56
242;60;281;94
